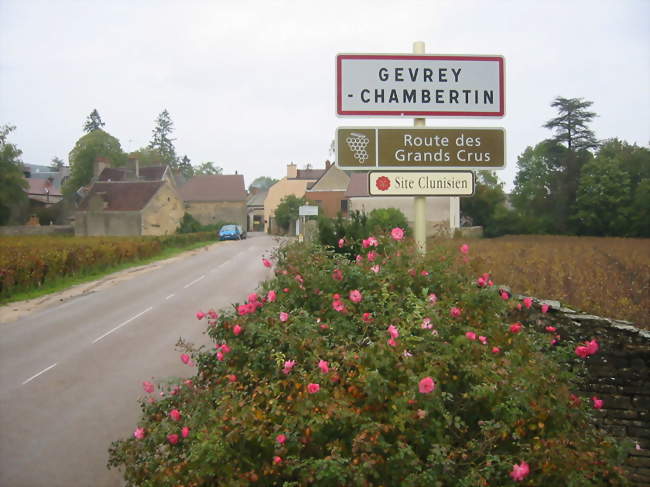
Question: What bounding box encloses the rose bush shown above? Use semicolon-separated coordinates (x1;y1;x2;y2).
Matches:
108;232;628;486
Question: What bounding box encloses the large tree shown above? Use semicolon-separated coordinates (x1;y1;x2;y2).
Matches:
128;147;165;167
49;156;65;171
274;194;306;231
0;125;28;224
177;155;194;179
148;109;177;168
83;109;106;133
248;176;278;193
64;129;126;196
194;161;223;175
543;97;597;151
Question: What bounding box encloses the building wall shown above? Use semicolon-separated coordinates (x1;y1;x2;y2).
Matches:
185;201;247;227
263;178;313;232
74;211;142;236
142;183;184;235
349;196;451;236
305;191;348;218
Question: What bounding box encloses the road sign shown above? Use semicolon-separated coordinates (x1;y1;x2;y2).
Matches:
299;205;319;216
336;54;504;117
336;127;505;170
369;171;475;197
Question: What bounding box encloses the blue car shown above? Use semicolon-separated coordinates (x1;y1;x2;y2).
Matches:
218;224;242;241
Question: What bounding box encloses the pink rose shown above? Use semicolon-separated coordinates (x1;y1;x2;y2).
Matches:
227;374;237;382
421;318;432;329
142;381;154;394
541;304;550;313
390;227;404;241
575;345;589;358
180;353;191;365
167;433;179;445
545;326;557;332
387;325;399;339
585;339;599;355
450;307;462;318
273;456;282;464
465;331;477;340
262;258;272;268
362;312;373;323
592;396;604;409
181;426;190;438
276;434;286;444
282;360;295;375
368;236;379;247
338;238;345;248
133;427;145;440
349;289;362;303
233;324;243;336
307;383;320;394
387;337;397;347
169;409;181;421
459;244;469;255
492;346;501;354
523;297;533;309
267;290;277;302
279;312;289;322
509;322;523;333
418;377;436;394
318;360;329;374
428;293;437;305
509;461;530;482
196;311;205;320
371;265;380;273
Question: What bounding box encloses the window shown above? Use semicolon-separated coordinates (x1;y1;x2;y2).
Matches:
340;199;349;212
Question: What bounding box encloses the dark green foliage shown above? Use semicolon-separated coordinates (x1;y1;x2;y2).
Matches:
176;213;227;234
249;176;279;192
275;195;307;231
367;208;409;235
83;109;105;133
148;109;177;168
64;129;127;196
0;125;28;225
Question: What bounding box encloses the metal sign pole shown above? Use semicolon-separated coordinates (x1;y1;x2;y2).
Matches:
413;41;426;254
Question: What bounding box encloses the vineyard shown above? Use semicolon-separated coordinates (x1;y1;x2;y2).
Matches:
0;233;214;300
435;235;650;329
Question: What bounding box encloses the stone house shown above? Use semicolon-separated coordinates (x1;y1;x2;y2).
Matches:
178;174;247;228
345;172;458;236
304;162;351;218
246;187;267;232
264;163;326;233
74;164;184;236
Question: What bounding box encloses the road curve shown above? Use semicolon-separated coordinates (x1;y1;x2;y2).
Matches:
0;233;283;487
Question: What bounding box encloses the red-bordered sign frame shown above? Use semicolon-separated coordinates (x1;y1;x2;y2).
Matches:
336;54;505;117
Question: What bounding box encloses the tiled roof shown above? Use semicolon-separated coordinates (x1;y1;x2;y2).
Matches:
293;169;326;180
97;166;167;182
178;174;247;202
26;178;62;196
247;189;268;206
345;172;370;197
78;181;164;211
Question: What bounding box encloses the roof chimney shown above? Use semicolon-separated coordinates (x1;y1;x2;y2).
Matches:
94;157;109;178
287;163;298;179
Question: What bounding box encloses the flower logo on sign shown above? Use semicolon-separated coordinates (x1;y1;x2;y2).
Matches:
376;176;391;191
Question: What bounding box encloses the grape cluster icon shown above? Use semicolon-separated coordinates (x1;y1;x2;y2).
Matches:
346;133;370;164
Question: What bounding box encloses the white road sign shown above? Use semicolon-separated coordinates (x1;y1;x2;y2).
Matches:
337;54;504;117
369;171;475;196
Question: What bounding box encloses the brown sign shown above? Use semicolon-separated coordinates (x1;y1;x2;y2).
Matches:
336;127;505;169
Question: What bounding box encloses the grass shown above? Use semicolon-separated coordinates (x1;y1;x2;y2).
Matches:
429;235;650;329
0;239;217;305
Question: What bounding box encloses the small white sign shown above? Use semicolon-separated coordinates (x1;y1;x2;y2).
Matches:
337;54;504;117
369;171;475;196
299;205;319;216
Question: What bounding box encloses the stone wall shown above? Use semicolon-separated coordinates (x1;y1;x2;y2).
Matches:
514;297;650;485
0;225;74;236
184;201;246;228
142;184;184;235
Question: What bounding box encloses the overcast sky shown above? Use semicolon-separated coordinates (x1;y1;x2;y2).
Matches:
1;0;648;191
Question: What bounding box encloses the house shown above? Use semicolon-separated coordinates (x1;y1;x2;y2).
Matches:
178;174;247;228
345;172;457;236
264;163;326;233
74;161;184;236
246;187;267;232
304;162;351;218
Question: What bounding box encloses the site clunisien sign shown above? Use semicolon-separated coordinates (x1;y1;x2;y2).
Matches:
336;127;505;170
369;171;474;196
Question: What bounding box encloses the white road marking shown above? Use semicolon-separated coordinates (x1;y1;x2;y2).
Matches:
22;363;57;385
183;275;205;289
92;307;153;344
165;294;175;300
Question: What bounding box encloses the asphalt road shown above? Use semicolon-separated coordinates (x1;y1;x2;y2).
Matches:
0;233;282;487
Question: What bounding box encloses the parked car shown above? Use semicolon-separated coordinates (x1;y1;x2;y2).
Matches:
237;225;247;239
218;224;243;241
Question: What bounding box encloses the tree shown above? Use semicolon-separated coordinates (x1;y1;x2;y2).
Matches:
128;147;165;167
83;109;105;133
49;156;65;171
64;129;126;196
274;194;306;231
543;97;597;151
194;161;223;175
248;176;278;192
0;125;28;224
460;171;512;236
177;155;194;179
148;109;177;168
